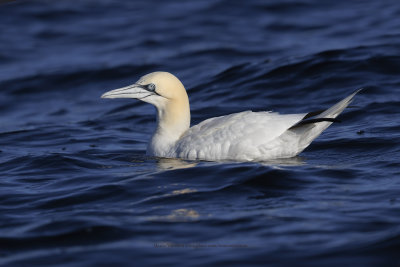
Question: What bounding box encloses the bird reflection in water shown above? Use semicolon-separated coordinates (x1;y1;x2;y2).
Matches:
156;157;198;170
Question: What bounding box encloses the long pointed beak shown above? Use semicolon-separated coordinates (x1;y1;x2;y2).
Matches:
101;84;151;99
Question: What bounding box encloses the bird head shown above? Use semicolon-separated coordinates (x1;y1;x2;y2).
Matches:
101;72;188;109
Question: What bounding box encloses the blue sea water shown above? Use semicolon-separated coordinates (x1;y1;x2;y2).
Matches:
1;0;400;266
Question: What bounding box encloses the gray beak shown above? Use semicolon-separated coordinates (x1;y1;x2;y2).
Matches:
101;84;152;99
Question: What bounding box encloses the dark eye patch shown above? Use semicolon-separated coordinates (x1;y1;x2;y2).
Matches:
147;83;156;91
140;83;162;97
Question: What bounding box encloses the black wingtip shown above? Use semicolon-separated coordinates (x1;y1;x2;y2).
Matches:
289;118;341;130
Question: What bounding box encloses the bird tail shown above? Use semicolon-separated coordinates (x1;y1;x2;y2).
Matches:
290;88;362;130
258;89;362;159
313;88;362;120
287;88;362;154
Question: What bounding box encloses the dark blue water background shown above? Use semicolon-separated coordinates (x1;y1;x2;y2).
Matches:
1;0;400;266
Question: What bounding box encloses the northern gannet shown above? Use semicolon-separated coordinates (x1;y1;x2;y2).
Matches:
101;72;360;161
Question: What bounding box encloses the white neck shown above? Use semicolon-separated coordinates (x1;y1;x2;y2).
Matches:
147;98;190;157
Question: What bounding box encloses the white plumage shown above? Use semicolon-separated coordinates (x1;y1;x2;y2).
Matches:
172;111;304;161
101;72;360;162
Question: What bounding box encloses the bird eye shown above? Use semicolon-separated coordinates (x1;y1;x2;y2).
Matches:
147;83;156;91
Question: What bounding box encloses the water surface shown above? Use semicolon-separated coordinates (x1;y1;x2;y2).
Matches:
1;0;400;266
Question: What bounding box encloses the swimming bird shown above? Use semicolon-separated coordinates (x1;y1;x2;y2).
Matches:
101;72;360;162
